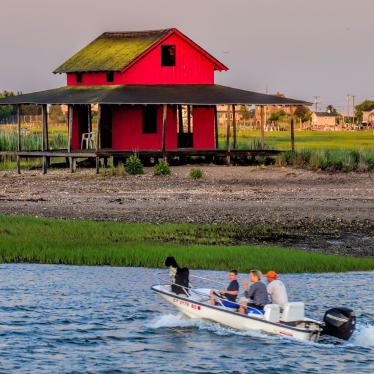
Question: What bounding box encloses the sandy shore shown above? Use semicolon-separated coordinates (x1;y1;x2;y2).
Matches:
0;166;373;256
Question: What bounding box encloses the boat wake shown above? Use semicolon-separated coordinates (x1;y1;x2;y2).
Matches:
147;314;374;348
351;324;374;347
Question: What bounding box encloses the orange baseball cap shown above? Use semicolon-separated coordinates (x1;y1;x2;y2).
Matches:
264;270;277;279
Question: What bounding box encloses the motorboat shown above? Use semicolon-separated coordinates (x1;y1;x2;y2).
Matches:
151;281;356;343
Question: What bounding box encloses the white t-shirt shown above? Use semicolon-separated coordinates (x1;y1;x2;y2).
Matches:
267;279;288;308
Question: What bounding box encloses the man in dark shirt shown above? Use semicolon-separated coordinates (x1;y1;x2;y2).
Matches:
210;270;239;306
239;269;270;314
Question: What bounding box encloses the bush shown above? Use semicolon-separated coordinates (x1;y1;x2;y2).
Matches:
189;167;203;180
154;160;171;175
125;155;143;175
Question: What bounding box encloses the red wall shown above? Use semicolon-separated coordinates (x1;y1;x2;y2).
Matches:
192;106;215;149
112;105;177;150
67;33;215;86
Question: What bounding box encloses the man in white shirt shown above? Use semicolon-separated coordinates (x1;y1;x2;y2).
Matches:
264;270;288;308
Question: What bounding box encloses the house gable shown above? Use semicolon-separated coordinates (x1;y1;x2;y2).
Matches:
57;28;227;86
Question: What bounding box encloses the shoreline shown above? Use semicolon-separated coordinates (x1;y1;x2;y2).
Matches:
1;166;373;257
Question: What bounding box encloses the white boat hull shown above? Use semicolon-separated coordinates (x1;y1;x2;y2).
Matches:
152;285;321;342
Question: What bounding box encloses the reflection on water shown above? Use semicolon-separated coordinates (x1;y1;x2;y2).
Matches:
0;264;373;373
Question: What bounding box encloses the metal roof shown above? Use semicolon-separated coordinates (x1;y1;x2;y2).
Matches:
0;85;311;106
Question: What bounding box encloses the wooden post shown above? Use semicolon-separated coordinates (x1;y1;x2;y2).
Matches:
88;104;92;133
291;117;295;152
232;104;237;149
68;105;73;152
187;105;191;133
214;105;218;149
260;105;265;150
178;104;183;133
16;105;21;174
96;105;102;174
41;104;48;174
162;104;167;158
226;105;231;165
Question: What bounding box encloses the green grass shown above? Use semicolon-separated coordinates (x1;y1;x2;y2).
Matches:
218;129;374;150
0;215;373;273
278;149;374;172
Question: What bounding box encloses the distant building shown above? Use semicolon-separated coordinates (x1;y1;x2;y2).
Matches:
362;105;374;127
254;93;298;125
311;112;337;130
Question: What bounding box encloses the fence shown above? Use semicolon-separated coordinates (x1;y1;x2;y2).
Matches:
0;115;42;125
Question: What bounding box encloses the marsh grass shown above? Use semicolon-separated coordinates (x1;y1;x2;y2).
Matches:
0;216;373;273
279;149;374;171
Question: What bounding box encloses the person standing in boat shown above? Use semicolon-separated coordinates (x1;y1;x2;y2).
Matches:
239;270;270;314
264;270;288;309
209;270;239;306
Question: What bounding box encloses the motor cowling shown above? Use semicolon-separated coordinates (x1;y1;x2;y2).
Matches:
322;307;356;340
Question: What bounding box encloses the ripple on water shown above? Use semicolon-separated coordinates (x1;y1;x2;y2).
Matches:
0;265;373;373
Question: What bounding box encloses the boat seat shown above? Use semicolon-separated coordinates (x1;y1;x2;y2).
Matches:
281;302;305;322
221;300;239;309
264;304;280;322
246;307;264;316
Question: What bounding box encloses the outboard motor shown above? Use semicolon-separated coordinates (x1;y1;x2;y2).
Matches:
322;307;356;340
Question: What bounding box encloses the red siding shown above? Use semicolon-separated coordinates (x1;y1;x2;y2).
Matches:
67;34;215;86
192;106;215;149
112;105;177;150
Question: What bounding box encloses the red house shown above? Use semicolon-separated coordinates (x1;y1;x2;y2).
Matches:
0;28;309;173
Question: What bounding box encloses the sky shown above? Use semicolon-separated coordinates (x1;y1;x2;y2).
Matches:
0;0;373;113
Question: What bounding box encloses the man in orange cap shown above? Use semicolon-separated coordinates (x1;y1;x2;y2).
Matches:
264;270;288;309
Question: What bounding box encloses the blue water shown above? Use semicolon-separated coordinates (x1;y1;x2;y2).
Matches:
0;264;373;373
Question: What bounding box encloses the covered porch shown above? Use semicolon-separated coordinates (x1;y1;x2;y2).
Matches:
0;84;310;174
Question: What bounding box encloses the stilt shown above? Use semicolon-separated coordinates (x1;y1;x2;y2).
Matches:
96;157;100;174
41;104;48;174
16;105;21;174
16;155;21;174
232;104;237;149
69;157;76;173
162;104;167;158
260;105;265;149
291;117;295;151
226;105;231;165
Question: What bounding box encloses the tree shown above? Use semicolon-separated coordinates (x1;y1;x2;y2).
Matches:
0;91;15;120
239;105;251;120
294;106;312;123
49;105;66;123
269;110;287;123
355;100;374;123
326;105;337;114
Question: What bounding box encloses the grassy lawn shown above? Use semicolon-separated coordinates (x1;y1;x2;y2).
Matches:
1;216;373;273
218;130;374;150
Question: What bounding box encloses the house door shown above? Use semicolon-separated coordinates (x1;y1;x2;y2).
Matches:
177;105;193;148
100;105;112;149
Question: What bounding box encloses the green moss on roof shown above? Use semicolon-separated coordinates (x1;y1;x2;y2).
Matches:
54;29;171;73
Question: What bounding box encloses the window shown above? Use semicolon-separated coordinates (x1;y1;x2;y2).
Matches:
106;71;114;83
76;72;83;83
142;105;158;133
161;45;176;66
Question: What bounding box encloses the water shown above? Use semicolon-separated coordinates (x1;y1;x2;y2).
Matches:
0;264;373;373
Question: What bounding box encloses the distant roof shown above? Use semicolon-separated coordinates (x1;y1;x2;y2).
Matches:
53;28;227;73
0;85;310;106
363;104;374;112
314;112;336;117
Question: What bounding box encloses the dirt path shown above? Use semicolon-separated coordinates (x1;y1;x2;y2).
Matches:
1;166;373;256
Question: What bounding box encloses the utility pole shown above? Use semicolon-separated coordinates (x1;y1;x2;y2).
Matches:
313;96;320;112
352;95;355;125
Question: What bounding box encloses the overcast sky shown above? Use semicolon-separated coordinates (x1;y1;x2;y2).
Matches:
0;0;373;112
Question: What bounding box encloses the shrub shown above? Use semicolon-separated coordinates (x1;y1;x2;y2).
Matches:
154;160;171;175
189;167;203;180
125;155;143;175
